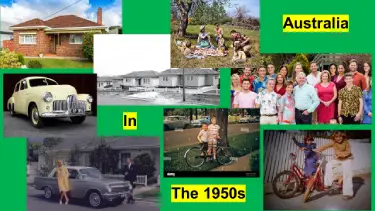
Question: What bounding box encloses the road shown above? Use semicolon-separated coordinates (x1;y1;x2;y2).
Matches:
264;174;371;210
164;123;259;151
4;112;97;138
28;186;159;211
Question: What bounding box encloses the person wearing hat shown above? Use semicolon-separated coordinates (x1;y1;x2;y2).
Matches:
197;25;212;48
230;30;251;56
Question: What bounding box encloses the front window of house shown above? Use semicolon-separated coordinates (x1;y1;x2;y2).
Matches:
186;76;193;81
69;34;83;44
126;78;131;82
19;34;36;44
143;78;150;84
163;77;168;81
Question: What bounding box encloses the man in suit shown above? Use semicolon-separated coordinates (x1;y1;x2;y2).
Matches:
124;158;137;204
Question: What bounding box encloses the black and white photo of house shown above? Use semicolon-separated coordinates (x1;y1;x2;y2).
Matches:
97;68;220;105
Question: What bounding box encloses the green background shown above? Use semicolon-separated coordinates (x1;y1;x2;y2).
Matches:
0;0;374;211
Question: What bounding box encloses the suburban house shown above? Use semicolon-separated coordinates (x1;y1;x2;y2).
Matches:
1;21;13;48
10;8;106;57
123;71;160;87
97;77;113;88
159;68;219;87
35;137;160;178
112;77;123;89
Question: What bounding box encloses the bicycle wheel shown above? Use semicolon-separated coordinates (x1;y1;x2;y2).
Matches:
184;147;205;168
303;176;316;203
315;169;325;192
272;170;300;199
216;147;234;165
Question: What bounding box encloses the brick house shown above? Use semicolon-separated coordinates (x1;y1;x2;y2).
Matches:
10;8;106;57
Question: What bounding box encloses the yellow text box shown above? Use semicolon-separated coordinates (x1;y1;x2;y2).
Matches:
282;15;349;32
171;185;246;202
123;112;137;130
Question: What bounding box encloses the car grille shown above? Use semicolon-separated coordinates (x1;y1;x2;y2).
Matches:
110;185;128;193
52;95;86;112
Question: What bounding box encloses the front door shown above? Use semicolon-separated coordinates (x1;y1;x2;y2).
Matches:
138;79;141;86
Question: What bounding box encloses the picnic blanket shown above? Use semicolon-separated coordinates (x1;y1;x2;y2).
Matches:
175;39;227;59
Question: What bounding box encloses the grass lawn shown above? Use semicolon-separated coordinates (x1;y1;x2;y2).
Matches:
24;58;93;68
135;187;160;198
171;24;260;68
164;132;260;172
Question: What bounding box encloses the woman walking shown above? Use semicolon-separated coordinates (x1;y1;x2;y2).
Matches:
56;160;70;205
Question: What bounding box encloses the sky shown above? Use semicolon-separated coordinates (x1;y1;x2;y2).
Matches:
0;0;122;27
225;0;259;18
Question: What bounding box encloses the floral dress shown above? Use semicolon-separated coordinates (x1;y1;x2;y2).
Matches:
277;93;296;124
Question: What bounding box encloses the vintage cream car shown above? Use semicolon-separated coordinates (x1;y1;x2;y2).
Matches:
7;76;93;128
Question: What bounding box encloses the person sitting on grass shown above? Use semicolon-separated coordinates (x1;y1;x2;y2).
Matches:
231;41;246;63
197;25;212;48
197;123;209;159
230;30;251;56
183;40;192;56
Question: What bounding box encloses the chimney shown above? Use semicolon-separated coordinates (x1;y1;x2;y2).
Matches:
97;7;103;25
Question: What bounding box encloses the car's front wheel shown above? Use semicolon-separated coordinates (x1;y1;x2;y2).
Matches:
44;187;53;199
30;104;44;128
87;191;104;208
70;116;86;124
9;104;15;116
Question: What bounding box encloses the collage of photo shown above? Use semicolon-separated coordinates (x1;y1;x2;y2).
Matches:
0;0;373;211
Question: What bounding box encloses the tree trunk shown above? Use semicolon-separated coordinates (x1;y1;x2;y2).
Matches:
216;108;229;146
204;109;208;116
176;1;192;37
189;109;193;121
195;109;198;119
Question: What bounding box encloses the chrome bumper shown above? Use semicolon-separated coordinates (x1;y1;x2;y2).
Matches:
102;192;127;201
40;110;86;118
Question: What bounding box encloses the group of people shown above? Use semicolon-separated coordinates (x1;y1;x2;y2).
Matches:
231;59;372;124
292;131;354;200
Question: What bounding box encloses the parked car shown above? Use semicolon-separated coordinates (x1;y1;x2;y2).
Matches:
7;76;93;128
164;116;190;130
34;166;129;208
191;116;210;127
239;115;251;123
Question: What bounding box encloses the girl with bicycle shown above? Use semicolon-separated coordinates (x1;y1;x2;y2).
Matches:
292;135;317;178
315;131;354;200
208;117;220;160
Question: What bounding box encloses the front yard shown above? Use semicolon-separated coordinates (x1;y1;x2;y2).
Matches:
24;58;93;68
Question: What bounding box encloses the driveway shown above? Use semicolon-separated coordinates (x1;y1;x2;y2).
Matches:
28;186;158;211
264;174;371;210
164;123;259;151
4;112;97;138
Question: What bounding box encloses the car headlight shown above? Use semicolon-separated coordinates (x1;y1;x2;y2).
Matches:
43;92;53;102
87;95;93;103
107;186;112;193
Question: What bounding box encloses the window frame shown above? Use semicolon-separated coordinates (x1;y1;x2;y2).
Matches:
19;34;37;45
69;34;83;45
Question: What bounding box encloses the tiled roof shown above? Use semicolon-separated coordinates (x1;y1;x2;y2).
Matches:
123;71;160;78
11;15;103;28
160;68;218;75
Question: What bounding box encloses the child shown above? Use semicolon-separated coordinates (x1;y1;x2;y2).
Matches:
197;123;209;156
278;81;296;124
232;41;246;63
183;40;192;56
330;118;338;124
208;117;220;160
292;135;317;178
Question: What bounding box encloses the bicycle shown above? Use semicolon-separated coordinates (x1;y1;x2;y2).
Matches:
272;151;325;199
184;140;234;168
303;152;342;202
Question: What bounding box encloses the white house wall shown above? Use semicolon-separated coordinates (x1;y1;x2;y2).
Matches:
141;77;159;87
123;78;136;86
159;76;178;87
264;131;371;183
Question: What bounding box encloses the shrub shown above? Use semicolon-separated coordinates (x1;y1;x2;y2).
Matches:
28;60;43;68
249;151;259;173
287;53;310;77
83;32;94;61
0;48;22;68
134;153;156;178
17;53;25;65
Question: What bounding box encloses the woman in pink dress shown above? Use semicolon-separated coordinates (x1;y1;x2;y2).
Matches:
315;70;337;123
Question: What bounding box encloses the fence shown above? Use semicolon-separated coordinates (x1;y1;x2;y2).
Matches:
264;131;371;184
104;174;148;186
128;85;219;94
2;40;14;51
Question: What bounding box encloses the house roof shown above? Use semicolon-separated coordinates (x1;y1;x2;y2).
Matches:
160;68;218;76
44;137;160;152
97;77;113;82
11;15;103;28
123;71;160;78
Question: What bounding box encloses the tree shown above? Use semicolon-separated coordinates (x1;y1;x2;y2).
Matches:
215;108;228;145
27;141;41;162
234;6;248;23
287;54;310;77
68;144;82;166
83;32;95;61
89;138;119;174
133;153;156;178
191;1;227;25
38;138;63;176
173;0;229;36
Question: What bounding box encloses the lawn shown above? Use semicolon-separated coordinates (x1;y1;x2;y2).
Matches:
164;132;260;172
24;58;93;68
135;187;160;198
171;24;261;68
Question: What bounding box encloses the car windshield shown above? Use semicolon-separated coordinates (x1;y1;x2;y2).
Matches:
79;168;103;179
29;78;58;87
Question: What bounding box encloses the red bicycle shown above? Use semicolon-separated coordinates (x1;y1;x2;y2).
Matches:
272;151;325;199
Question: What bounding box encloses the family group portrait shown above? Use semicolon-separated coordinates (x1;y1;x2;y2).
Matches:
230;53;372;125
171;0;260;68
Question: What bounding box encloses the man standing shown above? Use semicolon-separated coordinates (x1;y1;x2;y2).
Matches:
294;72;320;124
252;66;268;93
348;59;367;91
255;78;278;124
230;30;251;56
124;158;137;204
267;63;276;79
240;65;255;90
338;73;363;124
306;61;321;87
233;78;257;108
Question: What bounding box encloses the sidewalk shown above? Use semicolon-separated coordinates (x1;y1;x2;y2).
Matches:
212;150;259;171
133;185;160;203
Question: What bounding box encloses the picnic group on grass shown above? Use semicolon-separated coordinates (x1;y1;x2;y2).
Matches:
177;24;251;62
231;59;372;125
